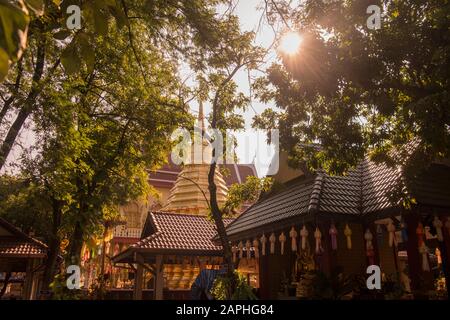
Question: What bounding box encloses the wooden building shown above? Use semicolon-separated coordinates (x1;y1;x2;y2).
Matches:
223;157;450;299
0;217;48;300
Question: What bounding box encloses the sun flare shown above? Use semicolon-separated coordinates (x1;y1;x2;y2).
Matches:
279;32;303;55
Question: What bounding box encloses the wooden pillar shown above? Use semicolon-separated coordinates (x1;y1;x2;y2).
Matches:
133;254;144;300
154;254;164;300
322;222;337;275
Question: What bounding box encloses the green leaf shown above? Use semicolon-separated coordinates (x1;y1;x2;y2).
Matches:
77;33;95;73
0;47;9;82
0;0;29;60
61;45;80;75
53;30;72;40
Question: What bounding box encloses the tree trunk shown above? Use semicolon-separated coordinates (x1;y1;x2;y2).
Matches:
208;162;235;298
0;58;23;126
0;36;46;171
41;198;62;292
69;221;84;265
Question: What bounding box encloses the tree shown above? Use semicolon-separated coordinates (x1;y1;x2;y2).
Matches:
254;0;450;175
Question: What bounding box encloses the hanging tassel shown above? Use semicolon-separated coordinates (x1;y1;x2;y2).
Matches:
279;232;286;255
300;225;309;251
232;245;237;263
329;224;338;250
238;241;244;259
416;222;425;247
289;227;298;252
344;224;352;249
365;228;375;265
314;227;323;254
260;234;267;256
269;233;276;254
400;217;408;242
387;220;397;247
376;224;383;247
245;240;251;260
419;244;430;271
433;216;444;242
253;239;259;259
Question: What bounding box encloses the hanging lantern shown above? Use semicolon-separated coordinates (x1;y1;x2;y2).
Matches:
387;220;397;247
238;241;244;259
245;240;252;259
314;227;322;254
433;216;444;242
300;225;309;251
269;233;276;254
253;239;260;259
232;245;237;263
418;244;430;271
329;224;338;250
289;227;298;252
344;224;352;249
279;232;286;255
365;228;375;265
416;222;425;247
400;217;408;242
260;234;267;256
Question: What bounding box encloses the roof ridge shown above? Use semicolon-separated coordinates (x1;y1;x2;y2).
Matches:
308;173;324;214
0;217;48;249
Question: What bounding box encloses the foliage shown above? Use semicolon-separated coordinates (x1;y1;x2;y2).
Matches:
309;268;364;300
211;271;257;300
222;176;273;216
255;0;450;176
49;273;84;300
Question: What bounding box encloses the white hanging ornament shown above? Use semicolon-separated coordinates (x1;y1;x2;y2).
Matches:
269;233;276;254
253;239;259;259
387;220;397;247
289;227;298;252
260;234;267;256
238;241;244;259
419;244;430;271
300;225;309;250
245;240;251;260
231;245;237;263
329;224;338;250
433;216;444;242
279;232;286;255
314;227;322;254
344;224;352;249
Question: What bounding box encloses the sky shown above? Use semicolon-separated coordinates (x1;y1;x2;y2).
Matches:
190;0;282;177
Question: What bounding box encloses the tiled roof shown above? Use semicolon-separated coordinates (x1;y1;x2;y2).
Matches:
148;157;258;188
226;159;450;238
113;212;233;261
0;217;48;258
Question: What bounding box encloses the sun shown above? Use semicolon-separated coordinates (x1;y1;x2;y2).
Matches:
279;32;303;55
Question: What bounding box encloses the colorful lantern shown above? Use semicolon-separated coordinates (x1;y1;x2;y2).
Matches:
329;224;338;250
279;232;286;255
269;233;276;254
300;225;309;251
344;224;352;249
387;220;397;247
253;239;259;259
238;241;244;259
231;245;237;263
260;234;267;256
433;216;444;242
289;227;298;252
245;240;251;259
314;227;322;254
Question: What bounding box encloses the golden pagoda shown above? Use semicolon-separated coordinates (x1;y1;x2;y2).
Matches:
162;102;229;215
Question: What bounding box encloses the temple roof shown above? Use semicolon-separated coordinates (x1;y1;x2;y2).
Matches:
112;212;233;263
224;159;450;240
0;217;48;258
